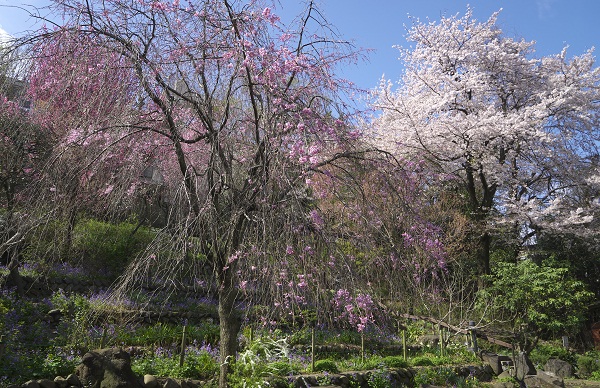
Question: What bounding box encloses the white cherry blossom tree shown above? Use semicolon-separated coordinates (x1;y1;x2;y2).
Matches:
371;7;600;275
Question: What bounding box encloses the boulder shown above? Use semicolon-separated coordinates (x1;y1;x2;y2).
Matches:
65;374;81;387
75;348;143;388
53;376;69;388
523;371;565;387
514;352;536;380
37;379;56;388
143;375;159;388
162;378;180;388
179;381;202;388
544;359;573;378
480;351;513;376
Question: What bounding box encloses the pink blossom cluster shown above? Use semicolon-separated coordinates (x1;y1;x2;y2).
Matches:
331;289;374;332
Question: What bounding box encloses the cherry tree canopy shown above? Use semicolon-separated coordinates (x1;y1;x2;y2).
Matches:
372;8;600;273
25;1;365;385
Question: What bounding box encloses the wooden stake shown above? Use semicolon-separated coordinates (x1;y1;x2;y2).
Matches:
179;325;187;367
361;332;365;363
311;326;316;372
402;330;407;361
100;327;107;349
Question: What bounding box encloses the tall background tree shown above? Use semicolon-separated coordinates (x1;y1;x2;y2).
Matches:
371;7;600;276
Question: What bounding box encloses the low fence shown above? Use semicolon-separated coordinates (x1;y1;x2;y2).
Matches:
397;313;514;351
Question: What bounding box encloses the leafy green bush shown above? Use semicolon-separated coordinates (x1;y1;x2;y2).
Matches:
313;359;339;373
359;357;385;371
577;352;600;379
381;356;408;369
229;335;297;387
530;343;576;368
477;260;593;353
410;355;434;366
131;350;218;380
414;366;478;388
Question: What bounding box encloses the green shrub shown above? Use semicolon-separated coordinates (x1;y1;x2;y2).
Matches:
381;356;408;369
131;350;218;380
359;357;385;371
577;352;600;378
313;359;339;373
477;260;593;354
410;356;434;366
414;366;478;388
530;343;576;367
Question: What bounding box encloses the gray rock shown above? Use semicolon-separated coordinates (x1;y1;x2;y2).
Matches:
47;309;63;322
65;374;81;387
37;379;56;388
53;376;68;388
480;351;513;375
75;347;143;388
179;381;201;388
523;371;565;387
514;352;536;380
22;381;40;388
162;378;180;388
143;374;159;388
544;359;573;378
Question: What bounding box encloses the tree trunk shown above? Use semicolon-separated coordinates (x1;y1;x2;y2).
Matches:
478;232;491;276
7;255;24;297
217;265;241;388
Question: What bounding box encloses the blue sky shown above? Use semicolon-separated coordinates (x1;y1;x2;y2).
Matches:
1;0;598;90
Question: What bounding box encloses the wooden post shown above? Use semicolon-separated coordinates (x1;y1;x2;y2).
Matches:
402;330;407;361
100;327;108;349
361;331;365;363
438;325;444;357
179;325;187;367
468;321;478;354
311;326;316;372
0;335;5;359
